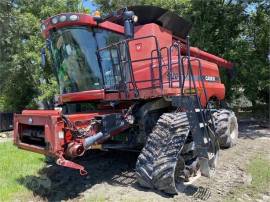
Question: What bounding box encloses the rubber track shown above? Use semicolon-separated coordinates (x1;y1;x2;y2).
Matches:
136;112;190;194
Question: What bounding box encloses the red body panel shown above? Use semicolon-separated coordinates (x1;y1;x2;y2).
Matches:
60;89;105;103
14;111;63;155
13;110;121;155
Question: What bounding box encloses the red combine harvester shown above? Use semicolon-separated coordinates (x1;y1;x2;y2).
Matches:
14;6;238;194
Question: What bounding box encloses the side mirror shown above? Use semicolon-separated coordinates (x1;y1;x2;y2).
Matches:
123;10;138;38
41;47;46;68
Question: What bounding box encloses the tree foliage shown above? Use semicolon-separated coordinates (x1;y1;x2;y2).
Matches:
0;0;82;111
238;1;270;105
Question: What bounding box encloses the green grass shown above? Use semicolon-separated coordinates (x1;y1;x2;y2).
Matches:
246;155;270;195
0;142;45;202
225;154;270;201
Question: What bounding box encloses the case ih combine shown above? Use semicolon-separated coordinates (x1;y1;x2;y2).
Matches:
14;6;238;194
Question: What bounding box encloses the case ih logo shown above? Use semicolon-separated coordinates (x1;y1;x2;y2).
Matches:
202;76;220;82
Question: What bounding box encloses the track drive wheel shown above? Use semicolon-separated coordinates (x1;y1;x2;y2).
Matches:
213;109;238;148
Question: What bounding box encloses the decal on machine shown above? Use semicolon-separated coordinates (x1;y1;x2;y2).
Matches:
202;75;220;82
168;72;220;83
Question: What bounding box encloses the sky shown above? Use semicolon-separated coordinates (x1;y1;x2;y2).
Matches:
82;0;97;12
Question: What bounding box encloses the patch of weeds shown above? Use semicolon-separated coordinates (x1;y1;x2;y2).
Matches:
225;154;270;201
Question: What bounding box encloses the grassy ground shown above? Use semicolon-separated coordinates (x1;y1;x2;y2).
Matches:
226;154;270;201
0;141;45;202
247;155;270;193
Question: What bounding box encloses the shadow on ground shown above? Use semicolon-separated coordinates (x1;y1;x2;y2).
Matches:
18;150;141;201
238;118;270;140
17;150;213;201
17;149;207;201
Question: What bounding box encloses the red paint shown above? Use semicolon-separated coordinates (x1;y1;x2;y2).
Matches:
22;110;61;116
56;153;87;175
59;89;105;104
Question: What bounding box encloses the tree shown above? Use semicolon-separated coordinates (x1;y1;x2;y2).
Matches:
236;0;270;105
94;0;140;13
94;0;190;15
0;1;12;110
0;0;82;111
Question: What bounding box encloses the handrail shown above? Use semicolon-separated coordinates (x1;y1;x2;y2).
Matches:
97;33;218;106
97;35;163;95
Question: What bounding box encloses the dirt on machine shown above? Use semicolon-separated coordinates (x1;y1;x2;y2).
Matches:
13;5;238;194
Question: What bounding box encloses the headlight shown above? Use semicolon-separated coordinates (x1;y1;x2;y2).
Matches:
132;15;138;23
59;15;67;22
69;14;79;21
51;17;58;24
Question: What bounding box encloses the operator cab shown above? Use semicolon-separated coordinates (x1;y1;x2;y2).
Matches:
47;26;124;94
40;6;192;98
41;13;126;94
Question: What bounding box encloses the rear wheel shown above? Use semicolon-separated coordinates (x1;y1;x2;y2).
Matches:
213;109;238;148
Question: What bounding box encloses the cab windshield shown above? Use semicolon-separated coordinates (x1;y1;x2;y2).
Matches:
49;26;124;94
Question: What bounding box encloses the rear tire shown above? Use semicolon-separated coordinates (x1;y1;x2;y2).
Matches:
213;109;238;148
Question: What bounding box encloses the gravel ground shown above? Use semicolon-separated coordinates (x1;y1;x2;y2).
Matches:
2;118;270;202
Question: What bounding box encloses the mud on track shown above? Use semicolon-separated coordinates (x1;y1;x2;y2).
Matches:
15;119;270;202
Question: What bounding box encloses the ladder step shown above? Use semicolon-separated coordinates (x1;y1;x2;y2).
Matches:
204;137;208;144
199;123;205;128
